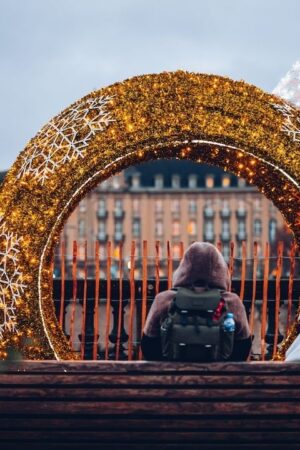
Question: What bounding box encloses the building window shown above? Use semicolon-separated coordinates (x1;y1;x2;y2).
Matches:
205;175;214;188
98;179;110;189
173;244;181;259
222;199;229;210
155;220;164;237
132;199;140;215
79;199;86;213
98;198;106;211
114;199;123;218
132;219;141;237
222;243;230;261
171;199;180;214
98;221;106;233
112;175;121;189
254;198;262;210
172;174;180;189
253;218;262;236
238;178;246;187
204;199;214;218
78;219;85;237
188;199;197;214
238;199;245;211
188;220;197;236
131;174;140;188
155;199;163;213
204;220;214;240
238;220;246;233
188;174;197;189
154;174;164;189
98;221;107;241
222;175;231;188
222;220;230;233
221;220;230;241
269;219;277;243
172;220;180;236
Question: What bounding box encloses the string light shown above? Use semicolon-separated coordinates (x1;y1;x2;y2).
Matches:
0;70;299;360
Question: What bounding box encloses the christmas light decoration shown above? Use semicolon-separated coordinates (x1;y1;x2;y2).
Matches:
0;71;299;360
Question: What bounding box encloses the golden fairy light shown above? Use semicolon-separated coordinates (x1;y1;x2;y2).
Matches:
0;70;299;360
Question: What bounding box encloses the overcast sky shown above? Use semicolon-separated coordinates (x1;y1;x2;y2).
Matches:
0;0;299;170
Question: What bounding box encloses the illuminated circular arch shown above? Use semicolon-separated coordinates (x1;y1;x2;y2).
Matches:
0;71;299;360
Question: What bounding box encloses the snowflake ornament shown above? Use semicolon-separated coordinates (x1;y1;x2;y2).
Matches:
0;222;26;337
17;95;115;184
272;102;300;143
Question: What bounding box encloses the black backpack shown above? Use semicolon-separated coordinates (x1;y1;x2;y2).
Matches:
160;287;235;362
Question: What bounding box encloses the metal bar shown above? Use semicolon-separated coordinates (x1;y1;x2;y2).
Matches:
239;241;247;302
261;242;270;361
115;242;124;360
69;240;77;351
93;241;100;360
80;241;88;360
273;241;283;358
128;241;136;360
228;241;235;292
167;241;172;289
287;241;297;332
59;241;66;329
249;241;258;337
139;240;148;360
155;241;160;296
179;241;184;260
104;241;112;360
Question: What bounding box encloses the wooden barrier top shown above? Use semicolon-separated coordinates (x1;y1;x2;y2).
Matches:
1;360;300;373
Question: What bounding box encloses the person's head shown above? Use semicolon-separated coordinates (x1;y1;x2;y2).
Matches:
173;241;230;290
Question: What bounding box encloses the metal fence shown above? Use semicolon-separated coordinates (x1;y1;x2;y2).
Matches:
52;240;300;361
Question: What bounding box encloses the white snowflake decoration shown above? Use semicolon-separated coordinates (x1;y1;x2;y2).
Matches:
17;95;115;184
273;60;300;107
272;102;300;143
0;222;26;337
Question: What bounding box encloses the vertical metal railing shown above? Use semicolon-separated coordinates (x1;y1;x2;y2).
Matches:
53;239;299;361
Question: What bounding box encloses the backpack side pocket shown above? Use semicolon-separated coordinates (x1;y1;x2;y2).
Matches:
219;328;235;360
161;316;173;359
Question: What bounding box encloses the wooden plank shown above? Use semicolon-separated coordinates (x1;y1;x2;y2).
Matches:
2;361;300;373
1;443;300;450
1;387;300;400
1;417;300;431
1;401;300;415
1;430;300;443
1;373;300;387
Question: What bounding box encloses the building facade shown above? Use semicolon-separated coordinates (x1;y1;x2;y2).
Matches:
61;160;285;277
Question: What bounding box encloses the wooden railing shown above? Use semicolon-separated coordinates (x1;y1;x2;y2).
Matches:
52;240;300;361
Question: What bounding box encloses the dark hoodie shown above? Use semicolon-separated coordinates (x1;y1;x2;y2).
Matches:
141;242;251;361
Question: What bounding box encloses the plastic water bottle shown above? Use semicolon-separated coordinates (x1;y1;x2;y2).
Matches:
223;313;235;332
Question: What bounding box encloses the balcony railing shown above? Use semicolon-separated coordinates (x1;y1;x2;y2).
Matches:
236;231;247;241
114;209;125;219
204;208;215;218
114;232;125;243
203;232;215;241
97;232;108;242
220;209;231;218
97;210;108;219
220;231;231;241
236;209;247;218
